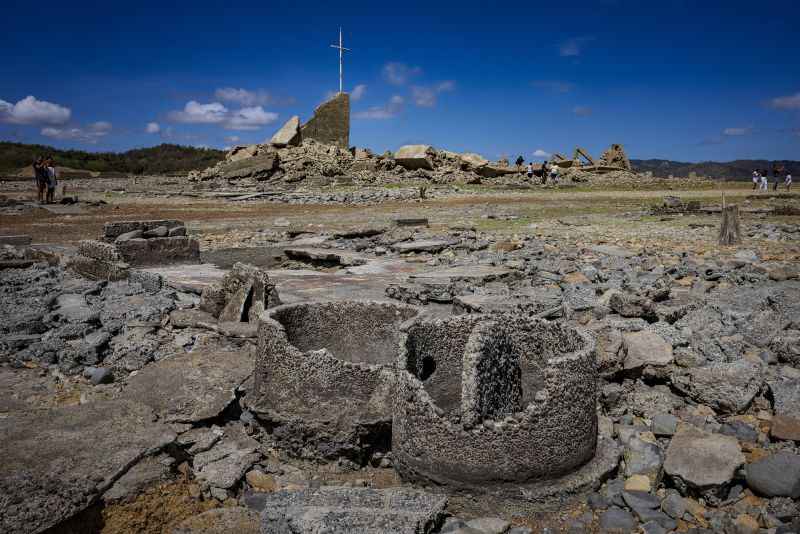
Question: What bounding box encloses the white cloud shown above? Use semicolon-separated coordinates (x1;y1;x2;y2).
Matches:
382;62;420;86
722;125;755;136
145;122;160;134
225;135;240;144
351;84;367;102
571;106;592;116
410;81;455;108
0;95;71;125
533;149;551;158
41;121;113;143
558;37;594;57
530;80;574;93
354;95;405;120
213;87;294;107
763;91;800;110
166;101;278;131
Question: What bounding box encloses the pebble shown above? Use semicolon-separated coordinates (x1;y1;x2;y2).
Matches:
599;507;636;533
746;451;800;498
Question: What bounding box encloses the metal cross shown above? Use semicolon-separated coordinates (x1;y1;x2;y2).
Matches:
330;27;350;94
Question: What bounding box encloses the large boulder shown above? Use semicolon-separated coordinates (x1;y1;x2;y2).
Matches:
218;147;279;181
269;115;301;147
200;262;280;322
226;144;258;163
671;360;763;414
622;330;673;370
394;145;435;170
745;451;800;498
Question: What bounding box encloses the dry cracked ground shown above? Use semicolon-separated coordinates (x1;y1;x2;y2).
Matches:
0;178;799;534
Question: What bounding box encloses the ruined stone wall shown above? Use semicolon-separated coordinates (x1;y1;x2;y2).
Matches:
392;315;597;488
300;92;350;149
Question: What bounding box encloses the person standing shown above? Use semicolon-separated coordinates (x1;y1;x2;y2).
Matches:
44;156;58;204
541;160;550;184
752;169;759;190
526;162;533;180
786;173;792;191
515;155;525;172
773;163;784;191
550;162;559;183
760;167;768;191
33;155;47;204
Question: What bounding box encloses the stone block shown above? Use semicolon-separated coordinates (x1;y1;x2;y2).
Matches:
115;236;200;266
299;92;350;149
394;145;435;170
269;115;301;147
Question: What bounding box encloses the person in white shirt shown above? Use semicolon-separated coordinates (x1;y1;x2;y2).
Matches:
786;173;793;191
550;163;558;182
45;156;58;204
752;169;759;190
760;168;768;191
526;163;533;179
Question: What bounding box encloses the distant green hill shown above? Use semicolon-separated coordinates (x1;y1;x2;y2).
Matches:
631;159;799;181
0;142;226;175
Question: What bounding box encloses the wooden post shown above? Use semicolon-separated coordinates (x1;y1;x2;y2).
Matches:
718;205;742;246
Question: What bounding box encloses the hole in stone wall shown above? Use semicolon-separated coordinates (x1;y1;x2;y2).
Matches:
240;286;254;322
420;356;436;381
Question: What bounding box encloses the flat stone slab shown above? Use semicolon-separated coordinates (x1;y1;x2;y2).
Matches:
41;203;87;215
121;350;253;423
0;235;32;246
0;399;175;533
284;247;370;267
141;263;228;293
664;423;744;489
257;487;447;533
392;239;456;253
194;422;260;490
0;259;34;269
408;264;514;283
585;245;639;258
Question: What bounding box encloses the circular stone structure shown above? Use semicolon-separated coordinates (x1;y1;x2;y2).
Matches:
249;300;419;461
392;313;619;513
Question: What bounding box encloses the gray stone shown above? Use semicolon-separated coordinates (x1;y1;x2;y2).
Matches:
661;490;686;519
0;399;175;533
102;453;173;502
0;235;32;246
194;423;260;489
299;92;350;149
219;148;280;180
226;144;257;162
650;413;677;437
121;350;253;423
90;366;114;385
672;360;763;414
599;507;636;533
465;517;511;533
55;293;97;323
394;145;435;170
664;424;744;491
115;229;143;242
588;491;610;511
609;293;655;319
392;239;456;253
269;115;301;147
622;331;673;370
623;435;664;480
745;451;800;498
167;225;186;237
768;368;800;420
142;225;168;238
640;521;667;534
259;486;447;533
622;490;660;510
719;420;758;443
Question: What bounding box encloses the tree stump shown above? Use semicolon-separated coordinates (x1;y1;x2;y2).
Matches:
718;205;742;246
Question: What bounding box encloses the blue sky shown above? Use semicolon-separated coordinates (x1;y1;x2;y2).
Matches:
1;0;799;162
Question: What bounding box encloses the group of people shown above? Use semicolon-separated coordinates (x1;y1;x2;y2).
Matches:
752;163;792;191
33;155;58;204
515;156;559;185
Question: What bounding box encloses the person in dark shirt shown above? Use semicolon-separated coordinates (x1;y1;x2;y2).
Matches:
773;163;784;191
515;155;524;172
33;155;47;204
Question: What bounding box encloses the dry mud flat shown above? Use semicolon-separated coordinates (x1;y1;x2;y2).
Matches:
0;181;799;533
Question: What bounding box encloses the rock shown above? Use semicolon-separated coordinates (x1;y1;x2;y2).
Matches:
719;419;758;443
175;506;260;534
609;293;655;319
55;293;97;324
168;226;186;237
169;308;218;329
142;225;168;238
269;115;301;147
300;92;349;149
193;423;260;490
624;475;652;492
219;148;280;180
245;470;277;492
597;143;631;170
394;145;435;170
599;507;636;533
768;368;800;420
650;413;677;437
90;366;114;385
745;451;800;498
661;489;687;519
103;453;173;502
731;514;759;534
622;490;660;510
0;399;175;533
623;435;665;483
639;521;666;534
465;517;510;533
664;424;744;493
121;350;253;423
226;144;258;162
622;331;673;370
115;229;143;243
259;486;447;533
671;360;763;414
771;413;800;442
588;491;610;511
200;262;280;322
